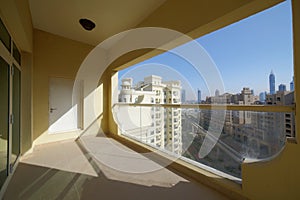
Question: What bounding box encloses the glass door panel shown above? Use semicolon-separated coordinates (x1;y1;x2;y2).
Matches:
0;56;9;190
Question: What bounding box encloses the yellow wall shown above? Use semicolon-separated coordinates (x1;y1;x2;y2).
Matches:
20;52;33;153
32;29;93;140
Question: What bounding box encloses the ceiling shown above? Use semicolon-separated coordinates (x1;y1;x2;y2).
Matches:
28;0;283;54
29;0;166;46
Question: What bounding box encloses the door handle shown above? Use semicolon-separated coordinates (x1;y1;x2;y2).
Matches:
50;108;57;113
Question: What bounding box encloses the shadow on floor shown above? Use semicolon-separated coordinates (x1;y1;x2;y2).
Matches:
4;131;229;200
4;162;229;200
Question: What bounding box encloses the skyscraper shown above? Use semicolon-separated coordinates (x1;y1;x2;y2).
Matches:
259;92;267;102
269;70;275;94
279;84;286;92
290;76;294;91
181;89;186;103
215;89;220;97
197;89;201;104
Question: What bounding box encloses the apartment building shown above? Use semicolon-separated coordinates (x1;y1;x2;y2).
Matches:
266;91;295;137
118;75;182;154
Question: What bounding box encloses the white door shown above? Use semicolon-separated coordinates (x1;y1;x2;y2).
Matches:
49;78;79;133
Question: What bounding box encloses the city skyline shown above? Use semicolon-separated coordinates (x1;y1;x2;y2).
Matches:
119;0;293;100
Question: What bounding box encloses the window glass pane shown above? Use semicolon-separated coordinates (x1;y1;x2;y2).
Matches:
13;43;21;65
11;65;21;166
0;18;11;51
0;56;9;189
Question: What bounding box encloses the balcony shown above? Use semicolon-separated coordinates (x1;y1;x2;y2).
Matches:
3;133;230;200
0;0;299;199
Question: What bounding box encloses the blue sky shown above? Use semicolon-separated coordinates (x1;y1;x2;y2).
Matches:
119;0;293;100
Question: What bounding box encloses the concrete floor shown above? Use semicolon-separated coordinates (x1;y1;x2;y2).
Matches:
3;134;230;200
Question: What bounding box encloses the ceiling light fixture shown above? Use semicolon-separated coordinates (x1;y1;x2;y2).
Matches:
79;18;96;31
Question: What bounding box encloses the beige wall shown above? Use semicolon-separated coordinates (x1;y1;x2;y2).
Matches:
32;29;93;140
21;52;33;153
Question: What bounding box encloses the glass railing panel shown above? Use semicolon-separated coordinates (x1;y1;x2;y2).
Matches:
114;104;292;179
184;109;290;178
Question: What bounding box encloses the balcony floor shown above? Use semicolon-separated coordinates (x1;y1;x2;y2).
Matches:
3;133;230;200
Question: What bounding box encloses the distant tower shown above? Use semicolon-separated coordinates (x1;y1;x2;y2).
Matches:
269;70;275;94
278;84;286;92
290;76;294;91
215;89;220;97
197;89;201;104
259;92;266;102
181;89;186;103
251;89;254;95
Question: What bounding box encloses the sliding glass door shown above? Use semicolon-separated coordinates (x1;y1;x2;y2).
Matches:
0;56;9;190
0;16;21;194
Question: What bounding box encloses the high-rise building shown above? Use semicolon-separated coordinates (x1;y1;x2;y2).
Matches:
279;84;286;92
197;89;201;103
215;89;220;97
259;92;267;102
119;75;182;154
290;76;294;91
181;89;186;103
269;70;275;94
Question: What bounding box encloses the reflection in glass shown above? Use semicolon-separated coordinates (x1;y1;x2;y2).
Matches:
13;43;21;65
0;57;9;189
0;18;11;51
116;104;290;179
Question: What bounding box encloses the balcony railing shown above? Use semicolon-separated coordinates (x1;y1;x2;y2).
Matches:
113;103;295;180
